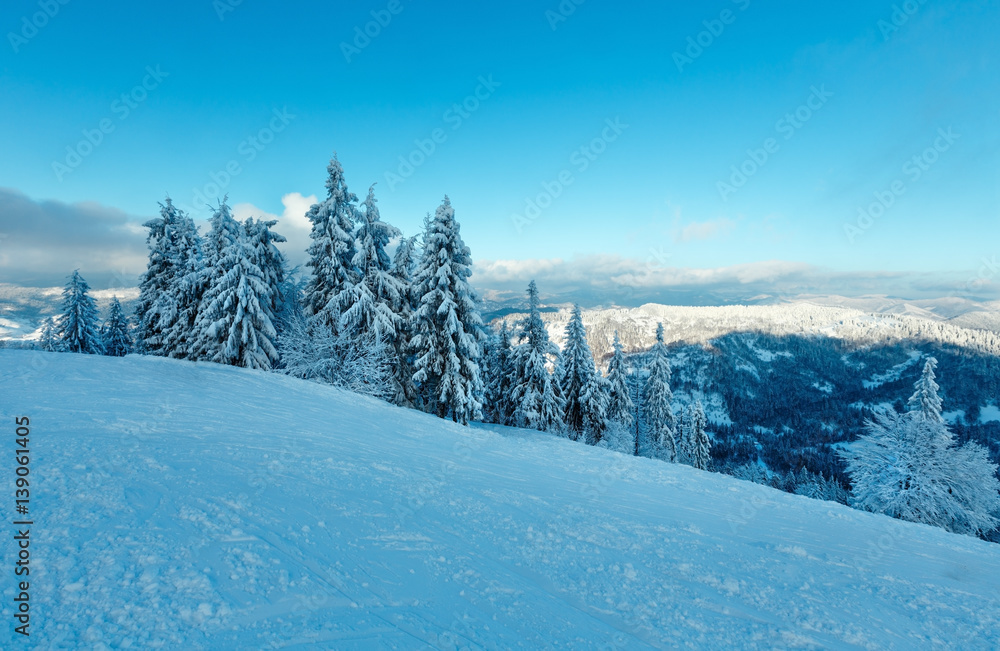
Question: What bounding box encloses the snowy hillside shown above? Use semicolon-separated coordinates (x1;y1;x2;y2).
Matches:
2;350;1000;648
497;303;1000;364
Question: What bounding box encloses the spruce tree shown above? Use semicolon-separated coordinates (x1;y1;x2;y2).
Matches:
339;185;404;341
196;222;280;370
57;270;102;354
579;372;611;444
629;368;643;456
844;409;1000;537
391;235;418;288
559;304;597;439
304;155;359;330
842;362;1000;537
188;200;241;360
483;321;516;426
39;317;59;352
409;196;485;424
158;210;205;359
390;235;418;406
480;329;500;423
245;217;288;322
606;331;634;428
511;281;565;432
689;400;710;470
677;404;693;464
643;323;676;461
136;198;187;354
202;197;242;264
101;297;133;357
908;357;944;423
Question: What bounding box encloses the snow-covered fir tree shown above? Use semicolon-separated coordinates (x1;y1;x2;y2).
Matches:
389;235;419;406
245;216;288;325
136;198;188;354
157;209;205;359
186;200;242;360
841;363;1000;537
596;420;637;455
202;197;242;264
793;470;849;504
606;331;634;429
732;461;770;486
39;317;60;352
57;270;102;354
304;155;359;330
482;321;516;426
511;281;565;432
339;185;404;342
676;405;692;464
686;400;710;470
101;297;132;357
642;323;676;461
391;235;418;287
628;367;644;456
559;304;598;440
279;312;393;401
480;329;500;423
907;356;944;423
579;372;611;444
195;222;280;370
408;197;484;424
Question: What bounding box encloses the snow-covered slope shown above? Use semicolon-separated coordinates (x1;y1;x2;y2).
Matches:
497;302;1000;366
2;350;999;649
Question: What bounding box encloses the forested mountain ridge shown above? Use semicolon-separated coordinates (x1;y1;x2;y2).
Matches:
495;303;1000;497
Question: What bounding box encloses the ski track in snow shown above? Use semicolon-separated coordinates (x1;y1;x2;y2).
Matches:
1;350;999;649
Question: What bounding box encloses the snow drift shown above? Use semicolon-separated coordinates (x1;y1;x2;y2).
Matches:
1;349;999;649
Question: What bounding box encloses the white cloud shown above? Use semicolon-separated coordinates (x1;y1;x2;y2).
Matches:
473;256;810;291
233;192;317;271
0;188;148;288
673;217;736;243
471;255;986;306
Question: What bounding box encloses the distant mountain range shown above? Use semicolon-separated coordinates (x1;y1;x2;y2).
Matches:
0;283;139;341
5;280;1000;343
493;298;1000;364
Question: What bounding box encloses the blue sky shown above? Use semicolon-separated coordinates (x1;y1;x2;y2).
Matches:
0;0;997;298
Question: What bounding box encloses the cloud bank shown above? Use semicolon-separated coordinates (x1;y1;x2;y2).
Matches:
471;256;998;307
2;189;993;309
0;188;148;288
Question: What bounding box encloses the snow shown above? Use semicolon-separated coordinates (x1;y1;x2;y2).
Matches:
744;338;792;363
496;301;1000;375
942;410;966;425
978;404;1000;424
812;381;834;394
2;349;1000;648
862;351;923;389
